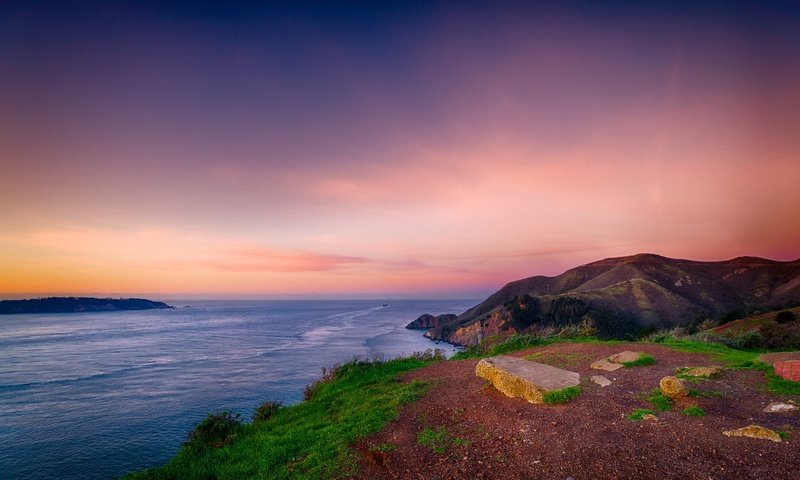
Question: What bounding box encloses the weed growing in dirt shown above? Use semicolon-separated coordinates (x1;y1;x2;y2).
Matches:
417;426;469;454
681;406;706;417
543;386;581;404
647;389;673;411
621;354;656;367
627;408;657;421
368;443;397;453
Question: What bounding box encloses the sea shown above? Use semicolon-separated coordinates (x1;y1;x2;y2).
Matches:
0;299;478;480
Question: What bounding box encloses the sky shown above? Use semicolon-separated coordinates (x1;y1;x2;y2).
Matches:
1;1;799;299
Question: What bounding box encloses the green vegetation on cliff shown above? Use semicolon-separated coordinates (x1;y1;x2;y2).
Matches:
125;356;434;480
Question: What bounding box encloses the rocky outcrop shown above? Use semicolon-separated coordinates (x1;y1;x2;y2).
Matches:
405;313;457;330
413;254;800;346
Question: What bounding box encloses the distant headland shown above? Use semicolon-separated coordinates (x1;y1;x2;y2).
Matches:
0;297;173;314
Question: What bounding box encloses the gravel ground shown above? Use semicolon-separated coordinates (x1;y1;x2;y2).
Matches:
354;343;800;480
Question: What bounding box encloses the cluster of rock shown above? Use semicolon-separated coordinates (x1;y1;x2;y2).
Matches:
475;350;796;445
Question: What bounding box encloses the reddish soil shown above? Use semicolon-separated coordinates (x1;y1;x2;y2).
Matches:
355;343;800;480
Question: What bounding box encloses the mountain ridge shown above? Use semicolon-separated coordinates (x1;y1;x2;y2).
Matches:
409;253;800;345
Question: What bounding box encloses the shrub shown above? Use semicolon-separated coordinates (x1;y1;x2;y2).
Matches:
759;321;800;350
681;405;706;417
186;411;242;450
775;310;797;324
252;401;282;423
627;408;656;421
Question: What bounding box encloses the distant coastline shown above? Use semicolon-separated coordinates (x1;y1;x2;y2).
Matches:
0;297;173;314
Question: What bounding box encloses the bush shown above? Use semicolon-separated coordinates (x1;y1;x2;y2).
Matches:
776;310;797;324
252;401;282;423
759;321;800;350
187;411;242;450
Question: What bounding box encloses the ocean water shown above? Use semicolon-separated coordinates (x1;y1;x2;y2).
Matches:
0;299;476;480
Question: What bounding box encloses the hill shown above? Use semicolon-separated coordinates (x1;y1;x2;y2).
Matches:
412;254;800;345
0;297;173;314
710;307;800;335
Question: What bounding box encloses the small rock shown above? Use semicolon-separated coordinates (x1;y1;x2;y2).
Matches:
608;351;646;363
723;425;782;443
591;358;623;372
642;414;658;422
591;375;612;387
679;366;723;378
660;376;689;400
764;402;797;413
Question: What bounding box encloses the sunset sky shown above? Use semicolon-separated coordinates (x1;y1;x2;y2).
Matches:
1;1;799;298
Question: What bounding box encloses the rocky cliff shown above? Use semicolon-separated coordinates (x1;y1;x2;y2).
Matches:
413;253;800;346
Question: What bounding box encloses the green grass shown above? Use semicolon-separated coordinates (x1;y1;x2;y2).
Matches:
688;388;724;398
542;386;581;404
681;405;706;417
621;354;656;367
125;357;433;480
647;388;673;411
368;443;396;453
626;408;657;421
416;426;469;454
657;340;759;367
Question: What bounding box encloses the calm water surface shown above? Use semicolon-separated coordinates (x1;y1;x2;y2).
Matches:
0;299;476;479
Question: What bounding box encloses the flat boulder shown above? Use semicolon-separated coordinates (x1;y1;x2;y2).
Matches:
476;355;580;404
763;402;797;413
590;359;623;372
723;425;782;443
591;375;612;387
607;351;646;364
678;366;723;378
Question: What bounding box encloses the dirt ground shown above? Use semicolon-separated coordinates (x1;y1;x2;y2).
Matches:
354;343;800;480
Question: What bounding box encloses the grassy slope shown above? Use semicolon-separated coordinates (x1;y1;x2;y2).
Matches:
125;357;431;480
127;337;800;479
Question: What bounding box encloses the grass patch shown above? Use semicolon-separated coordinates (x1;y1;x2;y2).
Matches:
125;356;433;480
647;388;673;411
621;354;656;367
681;405;706;417
688;388;724;398
658;340;759;367
764;369;800;395
368;443;396;453
627;408;657;421
542;386;581;404
416;426;469;454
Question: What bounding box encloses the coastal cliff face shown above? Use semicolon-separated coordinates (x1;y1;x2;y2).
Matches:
413;254;800;346
406;313;457;330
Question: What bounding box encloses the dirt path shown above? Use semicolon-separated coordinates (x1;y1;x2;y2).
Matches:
355;343;799;480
